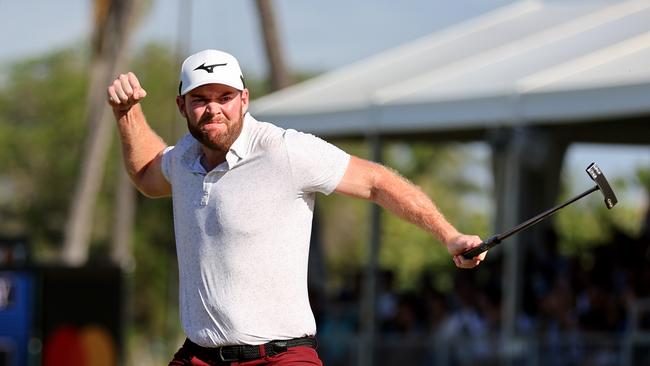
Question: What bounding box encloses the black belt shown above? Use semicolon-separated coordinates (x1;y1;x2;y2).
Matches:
185;336;317;362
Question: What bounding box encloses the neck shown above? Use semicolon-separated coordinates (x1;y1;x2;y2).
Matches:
200;147;227;171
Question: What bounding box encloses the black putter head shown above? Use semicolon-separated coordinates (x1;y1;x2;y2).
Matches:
586;163;618;209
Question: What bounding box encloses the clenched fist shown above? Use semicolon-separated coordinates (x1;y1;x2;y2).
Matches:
107;72;147;113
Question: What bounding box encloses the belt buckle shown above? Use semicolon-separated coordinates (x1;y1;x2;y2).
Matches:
218;346;238;362
271;341;288;354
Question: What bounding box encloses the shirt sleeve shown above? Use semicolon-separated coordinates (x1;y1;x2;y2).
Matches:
160;145;175;183
284;129;350;195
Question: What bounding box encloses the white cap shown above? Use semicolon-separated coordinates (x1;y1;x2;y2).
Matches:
178;49;245;95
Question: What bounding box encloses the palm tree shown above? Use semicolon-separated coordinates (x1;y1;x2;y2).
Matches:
62;0;142;266
255;0;292;90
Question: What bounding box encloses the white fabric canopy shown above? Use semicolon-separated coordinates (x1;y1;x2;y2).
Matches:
251;0;650;139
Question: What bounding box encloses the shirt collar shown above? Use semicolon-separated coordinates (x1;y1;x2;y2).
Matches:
228;112;253;163
185;112;254;174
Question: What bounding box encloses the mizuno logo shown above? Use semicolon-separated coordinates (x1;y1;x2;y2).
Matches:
194;62;227;73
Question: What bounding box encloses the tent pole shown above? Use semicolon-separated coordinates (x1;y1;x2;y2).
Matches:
358;132;383;366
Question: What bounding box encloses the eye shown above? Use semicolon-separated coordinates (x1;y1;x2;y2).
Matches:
191;97;207;105
220;95;233;103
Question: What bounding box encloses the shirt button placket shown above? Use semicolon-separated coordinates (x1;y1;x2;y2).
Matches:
201;177;211;206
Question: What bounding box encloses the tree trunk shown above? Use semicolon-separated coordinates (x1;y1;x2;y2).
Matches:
255;0;292;90
62;0;139;266
111;167;136;269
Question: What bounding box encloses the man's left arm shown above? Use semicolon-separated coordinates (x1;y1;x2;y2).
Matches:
334;155;486;269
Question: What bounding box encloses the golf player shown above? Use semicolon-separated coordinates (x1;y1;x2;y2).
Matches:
107;49;486;365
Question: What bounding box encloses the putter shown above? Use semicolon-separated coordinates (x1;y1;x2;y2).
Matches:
462;163;618;259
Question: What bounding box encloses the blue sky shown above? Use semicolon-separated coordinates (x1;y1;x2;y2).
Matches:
0;0;515;75
0;0;648;201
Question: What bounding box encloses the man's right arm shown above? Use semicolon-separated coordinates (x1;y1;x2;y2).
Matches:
108;72;171;198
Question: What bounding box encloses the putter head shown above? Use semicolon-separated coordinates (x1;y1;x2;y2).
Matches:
586;163;618;209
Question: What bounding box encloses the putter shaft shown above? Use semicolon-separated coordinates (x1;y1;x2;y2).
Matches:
462;185;599;259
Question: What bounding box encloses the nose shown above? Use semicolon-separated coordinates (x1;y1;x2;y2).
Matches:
205;100;221;115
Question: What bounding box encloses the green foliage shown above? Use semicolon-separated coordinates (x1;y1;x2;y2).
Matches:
555;165;649;256
380;142;490;291
130;43;181;141
318;140;492;293
317;141;369;290
637;165;650;191
0;44;183;350
0;49;88;255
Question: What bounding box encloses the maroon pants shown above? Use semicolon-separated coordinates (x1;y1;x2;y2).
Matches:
169;340;323;366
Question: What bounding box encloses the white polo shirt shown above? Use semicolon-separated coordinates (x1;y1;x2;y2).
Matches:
161;113;350;347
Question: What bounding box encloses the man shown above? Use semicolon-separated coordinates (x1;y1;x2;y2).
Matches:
107;49;486;365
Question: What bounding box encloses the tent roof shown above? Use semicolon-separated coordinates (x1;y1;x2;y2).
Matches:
250;0;650;139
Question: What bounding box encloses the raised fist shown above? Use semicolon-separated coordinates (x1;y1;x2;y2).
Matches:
107;72;147;112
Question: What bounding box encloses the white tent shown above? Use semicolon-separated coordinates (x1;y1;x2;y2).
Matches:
252;0;650;140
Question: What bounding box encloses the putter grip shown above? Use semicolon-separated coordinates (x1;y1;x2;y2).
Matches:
461;235;501;259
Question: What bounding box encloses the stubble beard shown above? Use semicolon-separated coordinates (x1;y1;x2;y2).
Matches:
187;106;244;153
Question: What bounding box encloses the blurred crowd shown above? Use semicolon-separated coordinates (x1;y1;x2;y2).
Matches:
311;227;650;366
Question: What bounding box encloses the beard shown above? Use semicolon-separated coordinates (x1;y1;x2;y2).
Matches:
187;106;244;153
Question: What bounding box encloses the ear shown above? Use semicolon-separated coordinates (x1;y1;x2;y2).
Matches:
176;95;187;118
241;89;250;114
